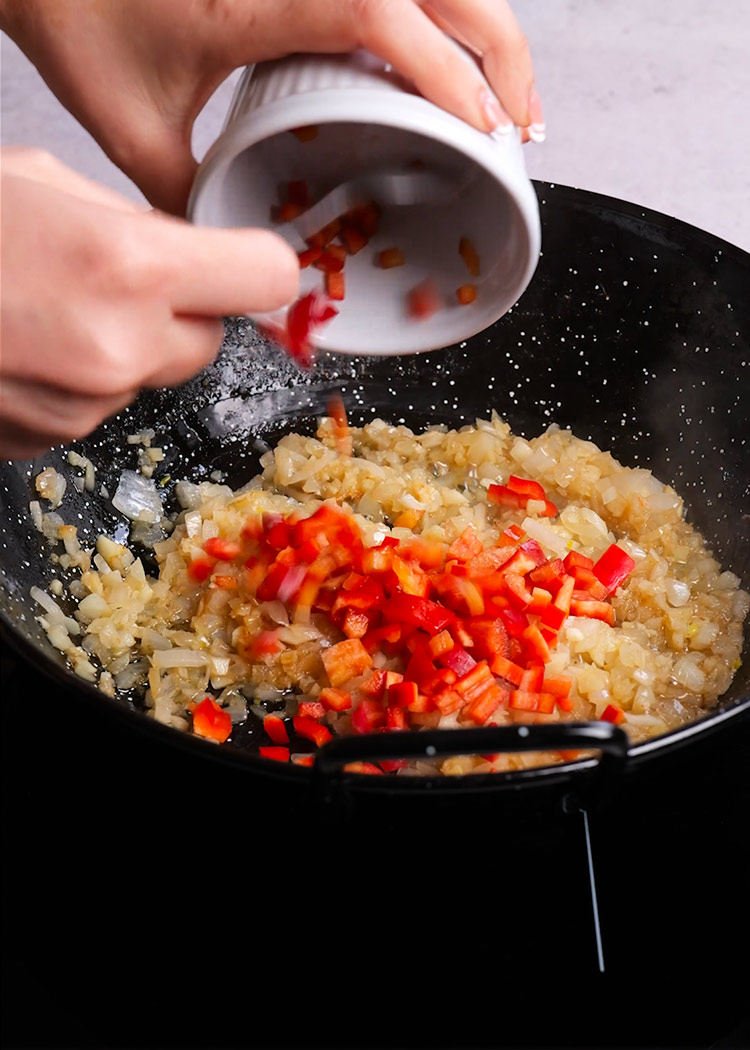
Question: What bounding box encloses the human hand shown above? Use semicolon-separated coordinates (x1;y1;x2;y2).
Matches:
0;148;298;459
1;0;541;216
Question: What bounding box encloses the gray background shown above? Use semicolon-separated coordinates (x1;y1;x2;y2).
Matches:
2;0;749;250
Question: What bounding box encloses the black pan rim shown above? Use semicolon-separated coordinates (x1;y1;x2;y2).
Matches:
2;179;748;792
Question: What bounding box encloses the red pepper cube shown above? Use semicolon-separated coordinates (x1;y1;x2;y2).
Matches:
188;557;215;583
386;707;409;731
407;278;442;321
259;746;290;762
346;201;381;238
192;697;232;744
466;618;510;661
433;688;465;715
600;703;626;725
456;284;477;305
455;660;495;702
569;598;616;626
342;608;372;639
592;544;636;595
339;222;370;256
263;714;289;745
376;248;406;269
322;638;373;687
351;698;387;735
275;202;305;223
427;630;455;660
536;692;557;715
326;270;345;301
298;246;322;268
297;700;326;720
290;125;319;142
462;684;507;725
519;664;544;692
203;537;240;562
505;573;534;608
387;680;418;708
343;761;385;775
507;476;547;501
458;236;480;277
563;550;595;573
522;624;552;664
315;244;347;273
307;219;342;249
293;715;333;748
490;654;526;687
320;687;352;712
508;690;540;712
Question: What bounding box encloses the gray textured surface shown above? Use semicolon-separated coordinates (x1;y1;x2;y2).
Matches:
2;0;749;250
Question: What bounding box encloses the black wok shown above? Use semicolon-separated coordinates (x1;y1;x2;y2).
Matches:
1;181;747;799
1;183;749;1050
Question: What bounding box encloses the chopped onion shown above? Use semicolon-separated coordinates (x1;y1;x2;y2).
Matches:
151;649;209;669
521;516;568;557
35;466;66;509
112;471;163;522
665;578;691;607
672;655;706;692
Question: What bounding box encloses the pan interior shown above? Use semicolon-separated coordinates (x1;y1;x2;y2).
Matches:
1;182;748;764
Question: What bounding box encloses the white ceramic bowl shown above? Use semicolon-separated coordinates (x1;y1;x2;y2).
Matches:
189;51;541;356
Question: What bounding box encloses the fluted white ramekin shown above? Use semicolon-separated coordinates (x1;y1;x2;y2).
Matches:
189;51;541;356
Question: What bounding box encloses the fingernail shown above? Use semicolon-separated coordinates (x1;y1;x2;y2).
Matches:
527;86;546;142
481;89;513;133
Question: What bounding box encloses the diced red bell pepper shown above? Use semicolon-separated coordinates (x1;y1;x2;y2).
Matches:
361;623;403;653
284;290;339;369
212;575;237;590
426;630;455;660
433;688;465;715
466;546;515;577
385;707;409;731
564;550;594;573
351;699;386;734
490;654;526;687
569;598;616;627
387;681;418;708
499;523;526;546
456;284;477;305
529;559;567;594
508;690;541;712
339;222;370;256
379;758;409;771
600;703;626;725
326;270;345;300
192;697;232;743
507;476;546;501
274;201;304;223
462;684;507;725
359;670;387;699
306;219;342;250
570;568;610;601
390;555;430;597
407;278;443;320
298;246;322;268
297;701;326;720
505;573;534;608
437;646;477;678
519;664;544;691
314;244;347;273
592;544;636;595
487;484;528;511
343;761;384;775
346;201;381;238
501;548;542;577
448;527;484;562
264;714;289;745
542;675;572;699
291;753;315;767
527;587;552;613
466;617;509;660
322;638;373;687
342;608;372;638
188;557;215;583
203;537;240;562
495;603;529;639
293;715;333;748
522;624;552;664
377;248;406;268
259;746;290;762
382;593;453;634
455;661;496;703
250;631;282;658
320;687;352;712
458;236;480;277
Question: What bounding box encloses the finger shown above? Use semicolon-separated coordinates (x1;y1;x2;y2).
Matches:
423;0;537;128
147;218;300;318
354;0;507;133
0;146;143;213
143;315;225;389
0;378;138;445
116;122;199;218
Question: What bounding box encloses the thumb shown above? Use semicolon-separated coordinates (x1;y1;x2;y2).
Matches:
146;215;300;317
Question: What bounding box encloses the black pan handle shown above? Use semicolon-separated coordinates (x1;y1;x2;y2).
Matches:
313;721;629;810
